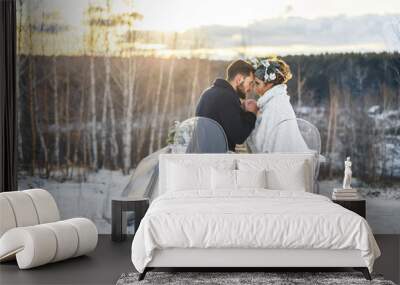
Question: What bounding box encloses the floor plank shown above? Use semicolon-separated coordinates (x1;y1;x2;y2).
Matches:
373;234;400;284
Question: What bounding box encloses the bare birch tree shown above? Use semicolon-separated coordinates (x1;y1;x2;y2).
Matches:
148;60;164;153
52;56;60;170
326;82;339;178
99;2;111;168
84;5;104;171
157;33;178;149
296;60;306;109
121;57;137;173
112;9;142;172
187;33;205;117
65;66;71;177
137;64;154;161
188;59;200;117
36;10;68;174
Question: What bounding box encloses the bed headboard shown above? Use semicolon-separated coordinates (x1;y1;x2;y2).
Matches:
158;153;318;197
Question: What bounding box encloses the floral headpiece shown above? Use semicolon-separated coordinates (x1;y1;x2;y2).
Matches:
250;58;284;83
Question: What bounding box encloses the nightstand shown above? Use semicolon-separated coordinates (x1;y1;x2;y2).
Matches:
111;197;149;242
332;199;366;218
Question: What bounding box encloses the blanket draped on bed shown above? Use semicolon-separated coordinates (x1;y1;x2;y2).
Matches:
131;190;380;273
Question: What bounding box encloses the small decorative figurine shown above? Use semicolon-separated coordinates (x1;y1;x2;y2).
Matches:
343;157;352;189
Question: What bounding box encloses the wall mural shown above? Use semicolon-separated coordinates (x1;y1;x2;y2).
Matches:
17;0;400;233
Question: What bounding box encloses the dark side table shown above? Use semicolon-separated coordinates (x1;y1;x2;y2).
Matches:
111;197;149;242
332;199;366;218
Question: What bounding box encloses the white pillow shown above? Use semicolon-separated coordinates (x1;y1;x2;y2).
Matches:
211;168;236;190
167;163;209;191
211;168;267;191
237;158;310;192
166;160;235;192
268;161;309;191
236;169;267;189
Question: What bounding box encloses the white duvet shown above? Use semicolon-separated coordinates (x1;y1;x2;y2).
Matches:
131;190;380;273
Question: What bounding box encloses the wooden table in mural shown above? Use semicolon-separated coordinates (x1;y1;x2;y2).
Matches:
111;197;149;242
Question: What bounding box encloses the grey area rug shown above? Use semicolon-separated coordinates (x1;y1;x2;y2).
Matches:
116;272;396;285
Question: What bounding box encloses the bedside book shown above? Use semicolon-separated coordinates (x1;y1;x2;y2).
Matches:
332;188;360;200
332;195;361;200
333;188;358;193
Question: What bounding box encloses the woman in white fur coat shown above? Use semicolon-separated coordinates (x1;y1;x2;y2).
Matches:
247;58;309;153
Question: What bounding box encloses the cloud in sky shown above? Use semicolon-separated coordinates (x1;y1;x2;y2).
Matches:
180;14;400;55
37;0;400;32
134;0;400;32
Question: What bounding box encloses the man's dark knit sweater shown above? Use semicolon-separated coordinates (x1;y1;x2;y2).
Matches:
195;78;256;151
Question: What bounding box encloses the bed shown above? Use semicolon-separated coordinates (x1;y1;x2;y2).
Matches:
131;153;380;280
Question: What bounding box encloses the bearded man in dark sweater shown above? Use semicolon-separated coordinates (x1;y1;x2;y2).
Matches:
195;60;258;151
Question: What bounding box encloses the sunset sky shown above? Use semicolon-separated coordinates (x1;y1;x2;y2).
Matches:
133;0;400;31
19;0;400;57
37;0;400;31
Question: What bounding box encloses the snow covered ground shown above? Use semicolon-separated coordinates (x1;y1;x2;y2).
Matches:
18;169;132;234
18;171;400;234
319;179;400;234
